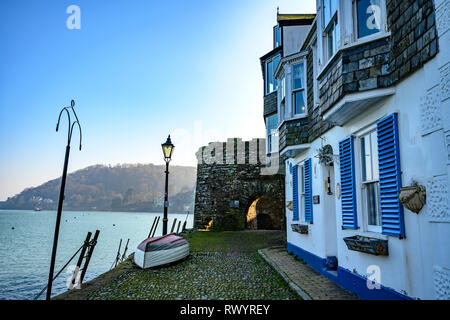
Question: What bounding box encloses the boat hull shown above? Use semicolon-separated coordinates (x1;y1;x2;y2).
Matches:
134;234;189;269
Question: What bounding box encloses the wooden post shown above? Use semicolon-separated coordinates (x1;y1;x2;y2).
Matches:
121;238;130;262
113;238;122;269
79;230;100;284
148;216;157;238
182;211;190;232
170;218;177;233
68;231;91;289
152;216;160;237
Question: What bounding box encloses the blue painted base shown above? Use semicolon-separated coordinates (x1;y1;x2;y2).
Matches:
286;242;412;300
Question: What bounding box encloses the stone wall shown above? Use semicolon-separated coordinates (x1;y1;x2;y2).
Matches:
194;138;285;231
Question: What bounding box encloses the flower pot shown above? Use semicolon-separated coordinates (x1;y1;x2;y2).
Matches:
398;185;426;214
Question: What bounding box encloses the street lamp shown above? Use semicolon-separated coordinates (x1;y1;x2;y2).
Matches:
161;135;174;235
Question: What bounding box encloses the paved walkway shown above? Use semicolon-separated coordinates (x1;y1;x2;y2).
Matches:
259;246;358;300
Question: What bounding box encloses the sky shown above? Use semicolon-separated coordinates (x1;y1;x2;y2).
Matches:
0;0;316;201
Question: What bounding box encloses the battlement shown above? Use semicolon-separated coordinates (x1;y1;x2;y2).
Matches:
195;138;267;165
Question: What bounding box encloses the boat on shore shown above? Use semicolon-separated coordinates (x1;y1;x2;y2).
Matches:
134;233;189;269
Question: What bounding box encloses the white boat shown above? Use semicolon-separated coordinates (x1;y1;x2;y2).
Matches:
134;233;189;269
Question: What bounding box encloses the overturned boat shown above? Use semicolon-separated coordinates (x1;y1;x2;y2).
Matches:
134;233;189;269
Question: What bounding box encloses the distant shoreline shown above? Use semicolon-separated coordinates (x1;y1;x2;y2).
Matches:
0;209;192;215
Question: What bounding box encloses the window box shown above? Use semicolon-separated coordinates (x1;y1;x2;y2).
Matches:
343;235;388;256
291;223;308;234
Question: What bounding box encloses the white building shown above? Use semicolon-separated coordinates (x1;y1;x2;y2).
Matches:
262;0;450;299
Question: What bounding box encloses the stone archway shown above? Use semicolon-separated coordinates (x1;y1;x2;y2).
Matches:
194;138;285;231
246;195;282;230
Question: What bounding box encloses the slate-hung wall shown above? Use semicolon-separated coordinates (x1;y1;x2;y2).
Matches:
264;91;278;117
388;0;439;83
317;0;438;120
278;117;310;152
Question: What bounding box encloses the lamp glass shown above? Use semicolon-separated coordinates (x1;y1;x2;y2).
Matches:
162;136;174;160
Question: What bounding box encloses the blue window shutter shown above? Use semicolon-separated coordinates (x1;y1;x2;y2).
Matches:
377;113;405;238
304;158;313;223
292;165;299;221
339;136;358;229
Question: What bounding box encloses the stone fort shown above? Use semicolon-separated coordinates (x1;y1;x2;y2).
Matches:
193;138;285;231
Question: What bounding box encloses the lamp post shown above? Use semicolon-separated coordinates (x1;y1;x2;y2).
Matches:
161;135;174;235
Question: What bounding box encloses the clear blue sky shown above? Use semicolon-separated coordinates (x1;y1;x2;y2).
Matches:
0;0;315;200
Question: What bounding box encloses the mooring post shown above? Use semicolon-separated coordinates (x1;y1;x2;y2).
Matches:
148;216;157;238
69;231;92;289
152;216;160;237
121;238;130;262
170;218;177;234
182;211;190;232
79;229;100;284
113;238;122;269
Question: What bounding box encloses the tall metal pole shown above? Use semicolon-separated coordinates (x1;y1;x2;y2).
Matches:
46;145;70;300
163;161;169;235
46;100;82;300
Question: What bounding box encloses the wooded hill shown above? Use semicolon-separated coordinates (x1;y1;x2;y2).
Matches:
0;164;196;213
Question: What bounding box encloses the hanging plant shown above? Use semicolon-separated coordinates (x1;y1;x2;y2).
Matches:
315;144;338;166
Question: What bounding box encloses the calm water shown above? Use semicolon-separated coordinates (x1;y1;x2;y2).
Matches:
0;210;193;300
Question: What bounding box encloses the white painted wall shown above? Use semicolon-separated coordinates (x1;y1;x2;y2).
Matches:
285;0;450;298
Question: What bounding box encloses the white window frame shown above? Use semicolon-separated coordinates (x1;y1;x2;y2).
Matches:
311;38;319;107
356;125;382;233
300;164;306;223
352;0;387;42
290;59;308;119
322;0;339;62
292;62;308;117
266;114;278;155
265;54;281;95
293;161;306;223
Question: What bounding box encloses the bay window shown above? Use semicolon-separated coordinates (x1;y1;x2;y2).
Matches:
274;25;282;48
265;54;281;95
266;114;278;154
292;63;307;115
360;130;381;232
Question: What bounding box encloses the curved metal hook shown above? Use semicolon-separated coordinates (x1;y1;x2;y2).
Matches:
70;121;83;150
56;100;82;149
56;107;72;143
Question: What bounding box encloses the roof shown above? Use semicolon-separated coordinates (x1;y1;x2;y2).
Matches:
277;13;316;26
277;13;316;21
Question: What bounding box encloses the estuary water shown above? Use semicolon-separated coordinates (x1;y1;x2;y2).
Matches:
0;209;193;300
